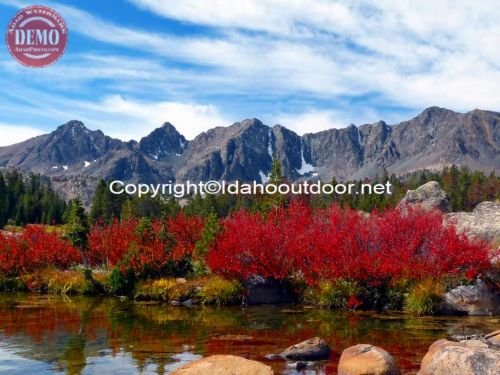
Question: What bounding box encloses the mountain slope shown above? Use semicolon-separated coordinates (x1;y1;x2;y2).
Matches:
0;107;498;203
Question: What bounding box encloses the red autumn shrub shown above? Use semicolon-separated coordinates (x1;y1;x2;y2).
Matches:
0;232;21;275
206;204;307;280
0;225;81;275
1;203;493;286
87;219;138;267
168;213;204;260
207;202;493;285
87;214;203;274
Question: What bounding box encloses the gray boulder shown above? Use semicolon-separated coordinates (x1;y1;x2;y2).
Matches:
446;201;500;242
243;276;292;305
418;338;499;375
398;181;450;212
440;280;500;316
281;337;331;361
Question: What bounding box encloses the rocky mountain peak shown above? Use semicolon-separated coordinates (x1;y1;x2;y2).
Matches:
415;106;458;125
139;122;187;160
239;118;265;128
54;120;90;136
0;108;497;205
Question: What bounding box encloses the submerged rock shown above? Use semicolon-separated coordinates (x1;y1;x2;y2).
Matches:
398;181;450;212
243;275;292;305
171;354;273;375
338;344;400;375
281;337;331;361
440;280;500;316
418;338;499;375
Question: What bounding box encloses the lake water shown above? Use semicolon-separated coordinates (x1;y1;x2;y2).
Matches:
0;294;498;374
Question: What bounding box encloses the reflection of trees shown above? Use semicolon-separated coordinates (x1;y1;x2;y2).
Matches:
61;334;86;375
0;294;498;375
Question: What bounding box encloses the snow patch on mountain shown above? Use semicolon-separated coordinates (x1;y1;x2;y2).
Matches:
296;143;314;175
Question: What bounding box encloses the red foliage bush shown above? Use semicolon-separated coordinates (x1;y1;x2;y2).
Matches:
207;202;493;285
1;204;493;287
87;214;204;273
0;225;81;275
87;219;138;267
168;213;204;260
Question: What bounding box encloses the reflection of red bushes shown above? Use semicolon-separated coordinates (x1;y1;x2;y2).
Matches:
207;202;493;285
0;225;81;275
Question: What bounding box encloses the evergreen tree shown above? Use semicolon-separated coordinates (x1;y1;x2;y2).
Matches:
67;199;90;267
193;209;220;275
120;199;134;221
269;158;284;184
258;158;286;213
90;179;107;223
90;179;127;223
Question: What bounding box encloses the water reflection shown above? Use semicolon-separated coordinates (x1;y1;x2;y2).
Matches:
0;294;497;374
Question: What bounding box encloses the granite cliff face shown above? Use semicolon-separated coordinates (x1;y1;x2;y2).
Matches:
0;107;498;202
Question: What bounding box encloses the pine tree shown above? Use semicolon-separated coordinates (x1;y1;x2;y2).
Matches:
193;209;220;275
269;158;284;184
121;199;134;221
259;158;286;213
67;199;90;267
90;179;107;223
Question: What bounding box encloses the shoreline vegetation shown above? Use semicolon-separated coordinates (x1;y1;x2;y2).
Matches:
0;201;497;315
0;165;498;315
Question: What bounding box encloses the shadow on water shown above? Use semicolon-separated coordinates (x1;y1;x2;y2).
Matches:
0;293;498;374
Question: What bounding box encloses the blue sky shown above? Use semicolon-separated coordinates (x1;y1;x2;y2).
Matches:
0;0;499;145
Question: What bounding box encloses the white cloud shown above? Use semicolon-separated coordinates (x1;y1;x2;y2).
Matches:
82;95;230;140
0;0;499;141
0;123;45;146
276;106;382;134
277;111;348;134
125;0;500;110
0;84;229;141
128;0;358;36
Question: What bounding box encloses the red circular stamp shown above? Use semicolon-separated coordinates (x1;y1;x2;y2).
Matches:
6;5;67;68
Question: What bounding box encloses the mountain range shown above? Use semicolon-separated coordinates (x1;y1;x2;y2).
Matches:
0;107;498;204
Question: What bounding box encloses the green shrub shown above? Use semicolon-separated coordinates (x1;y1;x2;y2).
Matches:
304;279;359;308
404;279;444;315
134;278;177;300
108;267;135;295
0;276;27;291
197;276;242;305
385;279;412;310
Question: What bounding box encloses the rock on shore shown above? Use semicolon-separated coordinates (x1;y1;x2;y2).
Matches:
440;280;500;316
338;344;400;375
171;355;273;375
418;338;499;375
243;275;292;305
